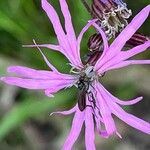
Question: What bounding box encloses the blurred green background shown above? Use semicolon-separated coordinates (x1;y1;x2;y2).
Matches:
0;0;150;150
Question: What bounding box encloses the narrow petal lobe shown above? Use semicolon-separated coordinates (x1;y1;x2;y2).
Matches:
62;110;84;150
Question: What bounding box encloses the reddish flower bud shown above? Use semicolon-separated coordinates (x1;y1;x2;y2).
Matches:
83;33;103;65
126;33;149;47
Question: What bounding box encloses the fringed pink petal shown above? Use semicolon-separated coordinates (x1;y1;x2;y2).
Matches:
85;107;96;150
96;5;150;72
109;100;150;134
41;0;79;67
99;83;150;134
50;105;77;116
107;5;150;59
44;83;73;97
23;43;61;51
92;22;112;71
41;0;66;46
77;20;97;58
94;101;121;138
92;22;109;53
106;60;150;72
7;66;53;79
99;41;150;73
0;77;74;90
23;42;76;67
23;42;80;68
7;66;74;80
59;0;76;40
93;89;111;138
62;110;85;150
95;116;113;139
33;40;58;72
110;96;143;106
96;83;117;137
59;0;79;60
98;83;143;106
116;40;150;61
95;116;122;138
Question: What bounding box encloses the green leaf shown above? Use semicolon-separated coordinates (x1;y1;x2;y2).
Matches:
0;11;27;40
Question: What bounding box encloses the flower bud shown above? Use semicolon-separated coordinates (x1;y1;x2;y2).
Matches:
83;33;103;65
126;33;149;47
87;33;103;51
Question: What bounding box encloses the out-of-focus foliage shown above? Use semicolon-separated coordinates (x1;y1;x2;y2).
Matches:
0;0;150;150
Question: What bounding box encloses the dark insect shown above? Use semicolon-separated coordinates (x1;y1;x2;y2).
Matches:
77;67;96;111
77;74;90;111
77;78;87;111
78;90;86;111
77;75;98;112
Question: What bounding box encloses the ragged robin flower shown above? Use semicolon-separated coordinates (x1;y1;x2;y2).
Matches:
81;0;149;49
81;0;132;39
82;0;149;66
1;0;150;150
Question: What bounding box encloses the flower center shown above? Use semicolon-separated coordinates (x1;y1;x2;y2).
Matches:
74;65;98;111
77;66;96;88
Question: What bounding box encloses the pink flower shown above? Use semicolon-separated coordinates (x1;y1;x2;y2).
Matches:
1;0;150;150
84;0;132;38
